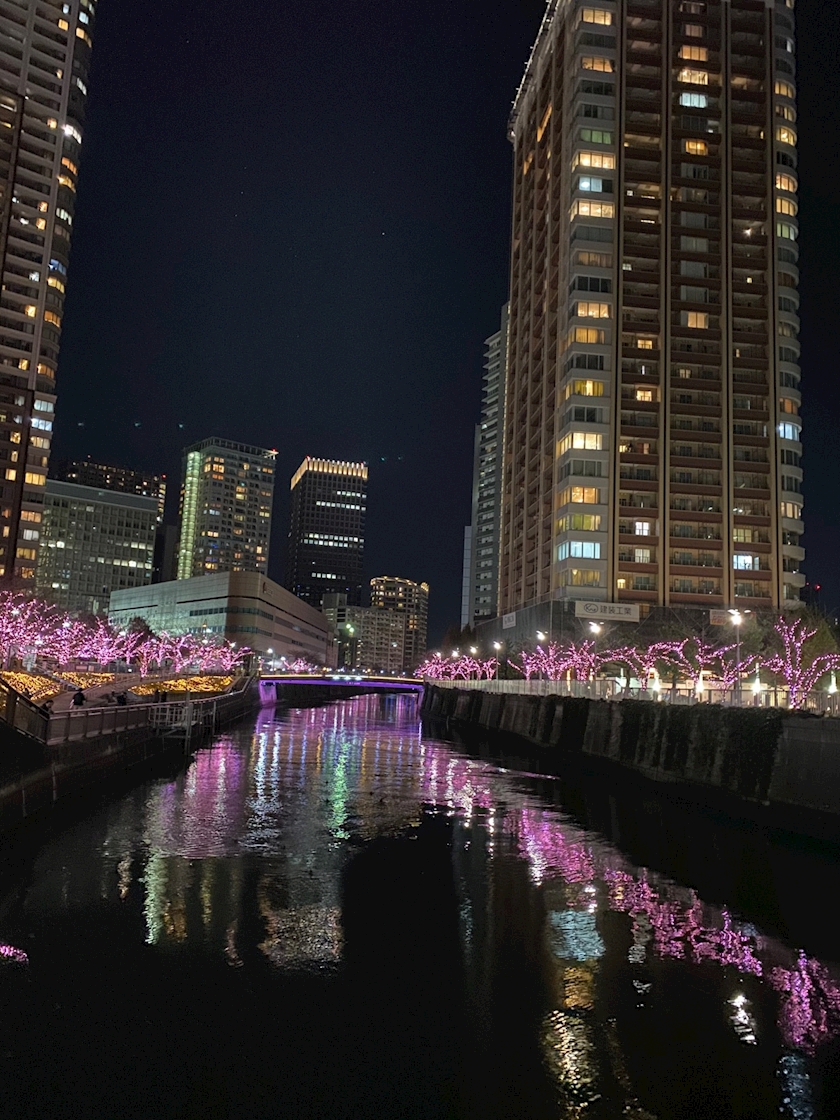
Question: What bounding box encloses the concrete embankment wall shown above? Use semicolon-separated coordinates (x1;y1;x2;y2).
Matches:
422;686;840;835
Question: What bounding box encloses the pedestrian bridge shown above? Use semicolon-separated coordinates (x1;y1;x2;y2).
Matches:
258;673;424;706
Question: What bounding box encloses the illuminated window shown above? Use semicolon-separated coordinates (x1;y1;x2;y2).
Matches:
558;486;601;505
61;157;78;175
579;8;612;25
5;469;16;481
559;540;602;560
47;276;65;292
775;80;795;99
679;92;708;108
780;501;802;520
775;103;796;123
778;422;801;441
682;311;709;328
575;301;611;319
679;45;708;61
24;305;37;318
569;327;606;345
776;221;798;241
779;398;798;415
76;26;92;46
634;548;652;564
581;56;614;73
776;197;797;217
776;126;797;146
567;569;602;586
776;172;797;193
578;175;612;192
571;379;604;397
733;555;759;571
636;338;655;350
558;514;602;532
44;311;62;327
58;175;76;191
634;522;651;536
683;139;708;156
684;24;704;37
616;578;627;590
57;18;68;30
559;432;604;454
570;200;614;219
575;151;615;171
678;68;708;85
635;389;654;402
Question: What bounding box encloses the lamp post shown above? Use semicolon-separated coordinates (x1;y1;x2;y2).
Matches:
728;609;750;705
493;641;502;680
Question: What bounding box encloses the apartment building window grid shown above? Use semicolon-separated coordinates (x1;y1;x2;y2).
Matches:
0;0;96;585
499;0;802;618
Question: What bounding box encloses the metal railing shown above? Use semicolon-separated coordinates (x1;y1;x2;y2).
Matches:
427;678;840;715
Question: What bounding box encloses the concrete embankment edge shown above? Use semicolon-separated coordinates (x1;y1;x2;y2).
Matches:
422;686;840;840
0;688;260;837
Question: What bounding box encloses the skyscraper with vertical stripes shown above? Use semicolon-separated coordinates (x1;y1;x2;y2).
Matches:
499;0;803;624
0;0;96;585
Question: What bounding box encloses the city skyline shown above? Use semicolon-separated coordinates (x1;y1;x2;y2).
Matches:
8;0;840;641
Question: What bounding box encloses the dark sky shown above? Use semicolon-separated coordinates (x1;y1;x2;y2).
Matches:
53;0;840;643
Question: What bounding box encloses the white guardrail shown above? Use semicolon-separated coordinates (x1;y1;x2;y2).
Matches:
426;678;840;715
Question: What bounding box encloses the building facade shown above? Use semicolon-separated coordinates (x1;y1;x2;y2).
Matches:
285;457;367;609
360;607;407;676
463;304;509;628
176;438;276;580
499;0;804;623
51;458;166;520
0;0;97;585
35;480;157;615
109;572;331;664
370;575;429;670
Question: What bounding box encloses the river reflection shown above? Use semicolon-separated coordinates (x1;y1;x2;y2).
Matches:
1;695;839;1119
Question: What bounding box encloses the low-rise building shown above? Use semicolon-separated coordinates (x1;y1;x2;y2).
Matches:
109;572;331;663
36;481;158;615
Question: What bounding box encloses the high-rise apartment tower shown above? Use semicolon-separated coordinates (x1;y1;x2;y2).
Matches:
500;0;803;619
370;575;429;669
0;0;97;585
177;438;276;580
286;457;367;609
463;304;508;628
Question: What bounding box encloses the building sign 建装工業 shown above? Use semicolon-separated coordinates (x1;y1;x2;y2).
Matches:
502;612;517;630
574;601;640;623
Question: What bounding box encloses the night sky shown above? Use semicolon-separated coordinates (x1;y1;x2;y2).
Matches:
52;0;839;642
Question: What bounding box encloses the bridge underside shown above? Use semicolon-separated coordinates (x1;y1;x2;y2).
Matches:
259;675;423;708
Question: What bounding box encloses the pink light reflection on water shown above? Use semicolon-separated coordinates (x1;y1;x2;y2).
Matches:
503;800;840;1054
0;944;28;965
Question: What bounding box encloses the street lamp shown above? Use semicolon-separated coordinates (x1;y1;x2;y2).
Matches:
728;609;751;705
470;646;478;655
589;622;602;636
536;631;546;643
493;641;502;680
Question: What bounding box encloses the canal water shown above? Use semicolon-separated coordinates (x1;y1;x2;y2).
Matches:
1;695;839;1119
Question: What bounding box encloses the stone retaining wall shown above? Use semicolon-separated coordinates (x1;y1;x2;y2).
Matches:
422;686;840;831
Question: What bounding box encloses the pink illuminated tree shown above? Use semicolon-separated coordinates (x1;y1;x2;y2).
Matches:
761;617;840;709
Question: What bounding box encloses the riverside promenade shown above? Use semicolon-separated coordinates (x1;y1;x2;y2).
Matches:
0;674;260;836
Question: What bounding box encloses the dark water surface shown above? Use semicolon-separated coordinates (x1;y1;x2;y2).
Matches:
1;695;839;1119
